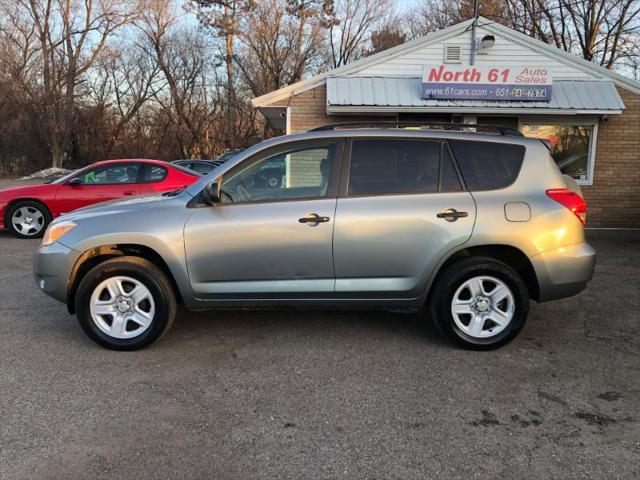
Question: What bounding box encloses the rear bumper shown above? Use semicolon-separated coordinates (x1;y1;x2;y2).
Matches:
531;242;596;302
33;241;80;304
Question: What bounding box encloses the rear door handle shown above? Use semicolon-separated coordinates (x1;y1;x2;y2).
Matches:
123;191;136;196
298;213;330;225
437;208;468;222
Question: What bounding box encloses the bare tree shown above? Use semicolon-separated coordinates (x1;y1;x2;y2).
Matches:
235;0;326;96
140;1;223;158
0;0;142;168
368;15;406;54
286;0;336;80
327;0;388;67
88;42;164;157
408;0;640;69
406;0;505;37
186;1;256;149
504;0;640;68
1;0;639;175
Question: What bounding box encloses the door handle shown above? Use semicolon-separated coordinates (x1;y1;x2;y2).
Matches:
437;208;468;222
298;213;330;225
123;191;136;196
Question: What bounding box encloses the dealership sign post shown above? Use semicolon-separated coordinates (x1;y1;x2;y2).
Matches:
421;65;552;101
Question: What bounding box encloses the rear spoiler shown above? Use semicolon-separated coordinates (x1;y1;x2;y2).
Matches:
539;138;552;150
562;174;583;198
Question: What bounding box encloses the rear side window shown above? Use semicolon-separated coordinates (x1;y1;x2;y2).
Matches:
448;140;525;190
349;139;459;196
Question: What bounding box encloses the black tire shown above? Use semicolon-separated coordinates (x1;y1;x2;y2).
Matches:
75;256;177;351
6;200;51;239
429;257;529;350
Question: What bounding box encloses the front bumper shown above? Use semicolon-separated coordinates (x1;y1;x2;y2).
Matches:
33;241;80;304
0;202;6;229
531;242;596;302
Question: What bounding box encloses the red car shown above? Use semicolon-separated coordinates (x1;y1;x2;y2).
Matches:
0;159;200;238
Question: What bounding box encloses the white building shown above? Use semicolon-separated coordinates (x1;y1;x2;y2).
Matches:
253;17;640;227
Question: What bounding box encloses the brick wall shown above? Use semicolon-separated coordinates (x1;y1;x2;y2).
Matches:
268;83;640;228
581;87;640;227
287;148;326;187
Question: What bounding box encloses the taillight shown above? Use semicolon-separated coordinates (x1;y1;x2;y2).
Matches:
546;188;587;225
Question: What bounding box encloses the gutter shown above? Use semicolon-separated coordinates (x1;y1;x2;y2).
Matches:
326;106;624;115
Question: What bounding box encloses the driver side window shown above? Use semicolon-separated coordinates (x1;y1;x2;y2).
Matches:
75;163;140;185
220;142;337;204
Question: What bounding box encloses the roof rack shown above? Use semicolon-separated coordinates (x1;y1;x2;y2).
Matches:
309;121;523;137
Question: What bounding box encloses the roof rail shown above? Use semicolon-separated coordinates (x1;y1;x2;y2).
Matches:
309;121;523;137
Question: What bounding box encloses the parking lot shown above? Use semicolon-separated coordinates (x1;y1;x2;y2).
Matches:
1;223;639;479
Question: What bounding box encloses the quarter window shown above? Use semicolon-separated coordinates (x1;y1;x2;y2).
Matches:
448;140;524;190
348;139;459;196
221;142;337;203
521;124;595;183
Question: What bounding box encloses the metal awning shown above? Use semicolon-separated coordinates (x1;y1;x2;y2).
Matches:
326;77;625;115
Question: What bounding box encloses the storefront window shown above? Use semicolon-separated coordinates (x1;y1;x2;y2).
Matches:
521;124;595;182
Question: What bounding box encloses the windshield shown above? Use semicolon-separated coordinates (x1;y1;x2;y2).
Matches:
49;170;78;184
184;138;284;197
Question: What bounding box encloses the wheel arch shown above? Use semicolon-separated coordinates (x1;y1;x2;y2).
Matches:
428;244;540;303
4;198;52;225
66;244;184;314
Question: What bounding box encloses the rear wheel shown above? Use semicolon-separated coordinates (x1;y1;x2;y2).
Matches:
7;200;51;238
430;257;529;350
75;256;176;350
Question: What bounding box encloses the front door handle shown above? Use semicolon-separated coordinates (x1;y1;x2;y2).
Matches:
123;191;136;196
437;208;468;222
298;213;330;225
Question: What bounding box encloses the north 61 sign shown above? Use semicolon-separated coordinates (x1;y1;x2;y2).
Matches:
421;65;553;101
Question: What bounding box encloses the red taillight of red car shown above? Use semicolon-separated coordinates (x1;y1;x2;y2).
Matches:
546;188;587;225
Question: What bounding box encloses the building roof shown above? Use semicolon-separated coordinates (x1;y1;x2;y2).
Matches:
326;77;625;114
252;17;640;108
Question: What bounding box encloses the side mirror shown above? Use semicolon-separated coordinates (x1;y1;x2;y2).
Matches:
67;177;82;186
202;182;221;205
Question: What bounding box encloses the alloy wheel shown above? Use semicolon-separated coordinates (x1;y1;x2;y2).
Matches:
11;206;45;236
450;275;515;339
89;276;156;339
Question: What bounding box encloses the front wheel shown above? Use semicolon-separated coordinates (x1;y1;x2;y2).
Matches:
75;256;177;350
7;200;51;238
429;257;529;350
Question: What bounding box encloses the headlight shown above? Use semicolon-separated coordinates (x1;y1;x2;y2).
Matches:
42;221;76;246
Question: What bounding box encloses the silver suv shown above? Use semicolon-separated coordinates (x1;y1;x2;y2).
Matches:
33;124;596;351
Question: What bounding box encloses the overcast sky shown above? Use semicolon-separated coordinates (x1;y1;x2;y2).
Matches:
395;0;416;11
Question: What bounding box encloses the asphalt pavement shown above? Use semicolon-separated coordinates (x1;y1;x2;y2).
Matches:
0;216;638;478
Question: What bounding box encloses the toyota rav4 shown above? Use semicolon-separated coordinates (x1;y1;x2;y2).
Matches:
33;124;596;350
